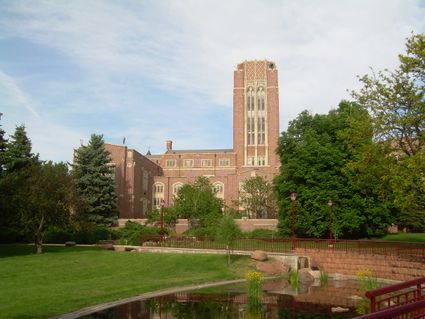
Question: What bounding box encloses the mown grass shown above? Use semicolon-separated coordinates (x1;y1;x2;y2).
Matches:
377;233;425;242
0;245;247;319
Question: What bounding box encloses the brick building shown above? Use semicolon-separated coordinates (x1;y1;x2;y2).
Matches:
106;60;281;220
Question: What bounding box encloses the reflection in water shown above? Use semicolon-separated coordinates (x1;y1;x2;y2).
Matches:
80;279;360;319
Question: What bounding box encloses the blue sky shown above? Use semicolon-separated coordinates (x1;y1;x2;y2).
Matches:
0;0;424;162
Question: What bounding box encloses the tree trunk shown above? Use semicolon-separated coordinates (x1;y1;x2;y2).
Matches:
35;214;45;254
226;244;230;266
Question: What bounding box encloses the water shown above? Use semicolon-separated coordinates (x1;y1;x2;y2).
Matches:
79;279;362;318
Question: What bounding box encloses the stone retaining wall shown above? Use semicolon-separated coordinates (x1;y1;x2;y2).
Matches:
118;218;278;234
296;248;425;281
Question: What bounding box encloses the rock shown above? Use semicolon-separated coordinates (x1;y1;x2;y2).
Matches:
256;260;288;274
331;307;349;313
65;241;76;247
251;250;268;261
349;295;363;300
299;268;315;284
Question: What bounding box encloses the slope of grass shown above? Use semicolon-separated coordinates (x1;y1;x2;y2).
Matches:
376;233;425;242
0;245;246;318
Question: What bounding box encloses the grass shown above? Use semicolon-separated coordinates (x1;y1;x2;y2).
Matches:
0;244;248;319
376;233;425;242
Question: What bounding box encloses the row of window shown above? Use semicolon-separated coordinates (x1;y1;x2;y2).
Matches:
246;87;266;146
247;156;266;166
165;158;230;168
153;181;225;207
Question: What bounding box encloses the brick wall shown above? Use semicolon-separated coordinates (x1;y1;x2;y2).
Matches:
296;248;425;281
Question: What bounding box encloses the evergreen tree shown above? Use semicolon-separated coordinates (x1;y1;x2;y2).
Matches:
72;134;118;226
5;125;37;172
0;124;39;242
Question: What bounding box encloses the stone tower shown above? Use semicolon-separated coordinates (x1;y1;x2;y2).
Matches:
233;60;280;169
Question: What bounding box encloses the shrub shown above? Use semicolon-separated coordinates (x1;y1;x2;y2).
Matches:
183;226;217;238
116;221;161;245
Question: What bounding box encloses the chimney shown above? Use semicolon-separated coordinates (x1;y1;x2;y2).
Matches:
166;140;173;151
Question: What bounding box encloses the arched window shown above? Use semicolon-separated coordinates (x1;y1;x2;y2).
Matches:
213;182;224;199
172;182;184;196
257;87;266;145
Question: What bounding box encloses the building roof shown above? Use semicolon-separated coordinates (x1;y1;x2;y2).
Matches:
165;148;234;155
146;148;235;158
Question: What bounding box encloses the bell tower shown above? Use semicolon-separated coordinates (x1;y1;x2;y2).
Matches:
233;60;280;169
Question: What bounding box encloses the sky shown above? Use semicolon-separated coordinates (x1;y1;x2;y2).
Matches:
0;0;424;163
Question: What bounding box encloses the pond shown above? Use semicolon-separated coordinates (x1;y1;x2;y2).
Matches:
79;279;363;319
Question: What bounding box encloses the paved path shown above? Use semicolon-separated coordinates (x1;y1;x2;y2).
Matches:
51;278;248;319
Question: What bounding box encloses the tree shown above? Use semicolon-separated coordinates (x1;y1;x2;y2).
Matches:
72;134;118;226
275;101;393;238
216;214;241;265
239;176;277;218
174;176;224;229
18;162;74;253
352;33;425;231
0;125;39;242
4;125;38;172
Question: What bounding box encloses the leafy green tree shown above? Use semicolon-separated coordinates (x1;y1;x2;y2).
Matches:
216;214;242;265
17;162;74;253
352;33;424;231
275;101;392;238
72;134;118;226
0;122;7;175
239;176;277;218
174;176;223;229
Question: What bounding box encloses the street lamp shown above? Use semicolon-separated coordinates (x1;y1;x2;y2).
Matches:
327;199;333;244
290;192;297;251
160;199;165;246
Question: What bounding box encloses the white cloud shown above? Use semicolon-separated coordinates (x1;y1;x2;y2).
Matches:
0;0;424;161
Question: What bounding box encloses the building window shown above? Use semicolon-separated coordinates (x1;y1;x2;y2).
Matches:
257;87;265;111
213;182;224;199
153;182;164;209
258;116;265;145
166;159;176;167
247;156;255;166
258;156;266;166
218;158;230;167
183;159;194;167
247;87;254;111
247;117;255;145
172;182;183;195
201;159;212;167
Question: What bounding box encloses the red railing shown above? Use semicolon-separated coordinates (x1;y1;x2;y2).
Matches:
139;236;425;260
367;277;425;312
355;277;425;319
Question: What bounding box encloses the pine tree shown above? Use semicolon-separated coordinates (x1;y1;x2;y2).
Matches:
72;134;118;226
5;125;37;172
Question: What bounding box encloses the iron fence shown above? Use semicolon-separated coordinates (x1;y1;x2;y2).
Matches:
139;235;425;260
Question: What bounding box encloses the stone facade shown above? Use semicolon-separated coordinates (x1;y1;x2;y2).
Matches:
106;60;280;219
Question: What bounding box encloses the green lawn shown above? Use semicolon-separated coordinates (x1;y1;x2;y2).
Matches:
376;233;425;242
0;245;247;319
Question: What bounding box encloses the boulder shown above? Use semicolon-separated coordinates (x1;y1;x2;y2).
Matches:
101;243;114;251
331;307;349;313
65;241;76;247
299;268;315;284
256;260;288;274
251;250;268;261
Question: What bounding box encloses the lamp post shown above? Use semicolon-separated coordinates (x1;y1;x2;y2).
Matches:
160;199;165;246
290;192;297;251
327;199;333;244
